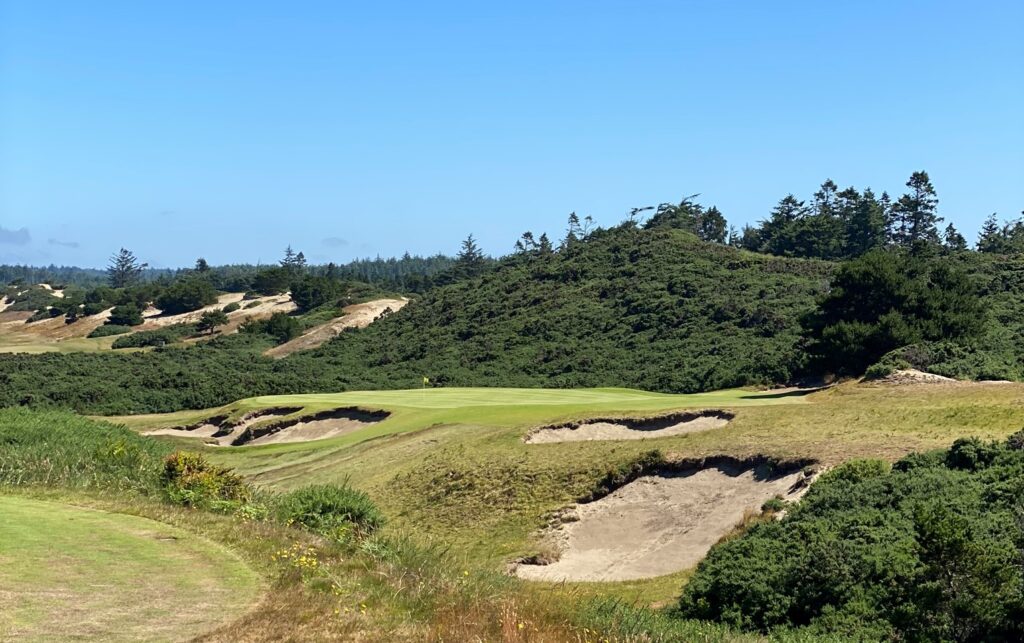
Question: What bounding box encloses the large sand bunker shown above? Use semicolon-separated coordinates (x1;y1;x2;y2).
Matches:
514;460;814;582
525;410;733;444
145;407;389;447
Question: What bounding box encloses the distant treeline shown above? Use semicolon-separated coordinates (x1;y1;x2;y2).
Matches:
0;253;458;294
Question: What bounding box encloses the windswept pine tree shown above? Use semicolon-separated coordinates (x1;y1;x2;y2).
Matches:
106;248;146;288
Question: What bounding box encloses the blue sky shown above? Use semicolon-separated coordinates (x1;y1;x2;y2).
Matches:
2;1;1022;268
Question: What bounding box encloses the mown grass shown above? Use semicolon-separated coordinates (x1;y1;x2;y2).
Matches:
0;495;260;642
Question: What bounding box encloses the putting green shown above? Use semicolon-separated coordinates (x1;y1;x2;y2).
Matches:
0;496;260;642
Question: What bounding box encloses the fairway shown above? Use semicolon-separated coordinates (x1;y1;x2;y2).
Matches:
0;496;260;642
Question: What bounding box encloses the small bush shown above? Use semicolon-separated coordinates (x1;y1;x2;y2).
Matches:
82;301;107;316
245;300;261;309
275;482;384;539
223;301;241;313
242;312;301;344
108;303;143;326
87;324;133;338
161;451;251;509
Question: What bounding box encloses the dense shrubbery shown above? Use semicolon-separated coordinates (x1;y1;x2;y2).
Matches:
242;312;302;344
154;276;219;314
290;275;340;311
161;451;251;509
87;324;133;338
107;303;144;326
110;324;196;349
274;482;385;538
804;250;986;375
678;436;1024;640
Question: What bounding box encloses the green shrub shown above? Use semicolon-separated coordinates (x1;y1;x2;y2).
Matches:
245;300;261;309
108;303;143;326
275;482;384;539
111;324;195;348
87;324;133;338
155;277;219;314
678;440;1024;639
82;301;107;316
243;312;300;344
290;276;340;312
161;451;251;509
223;301;241;313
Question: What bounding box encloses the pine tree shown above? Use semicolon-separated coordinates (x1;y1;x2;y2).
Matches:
943;223;967;251
891;171;941;247
194;257;210;272
562;212;582;248
844;189;887;257
977;213;1002;252
538;233;554;254
455;234;486;278
107;248;146;288
697;206;728;243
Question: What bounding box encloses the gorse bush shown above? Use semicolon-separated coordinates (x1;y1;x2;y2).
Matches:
275;482;385;539
161;451;251;509
111;323;196;348
678;437;1024;640
87;324;133;338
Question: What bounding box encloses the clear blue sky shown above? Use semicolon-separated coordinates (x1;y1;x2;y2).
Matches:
2;1;1022;268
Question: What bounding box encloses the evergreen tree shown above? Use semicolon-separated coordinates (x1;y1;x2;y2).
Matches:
107;248;146;288
977;213;1002;252
943;223;967;251
844;189;887;258
697;206;728;243
194;257;210;272
562;212;582;248
455;234;486;278
891;171;942;247
538;233;554;254
197;309;229;334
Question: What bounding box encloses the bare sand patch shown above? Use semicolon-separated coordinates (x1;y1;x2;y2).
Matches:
514;461;814;582
265;297;409;358
144;407;389;447
526;410;733;444
876;369;957;385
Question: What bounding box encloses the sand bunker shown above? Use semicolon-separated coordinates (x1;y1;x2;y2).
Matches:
526;411;733;444
514;461;814;582
145;407;388;447
265;297;409;358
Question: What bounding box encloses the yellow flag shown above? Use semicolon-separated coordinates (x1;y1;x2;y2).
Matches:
422;376;430;386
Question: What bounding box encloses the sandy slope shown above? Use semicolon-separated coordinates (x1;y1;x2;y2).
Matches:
264;297;408;358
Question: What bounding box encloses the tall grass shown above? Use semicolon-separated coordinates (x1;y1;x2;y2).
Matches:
0;407;170;493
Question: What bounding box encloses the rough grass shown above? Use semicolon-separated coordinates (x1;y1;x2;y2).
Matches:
0;495;260;642
122;381;1024;609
